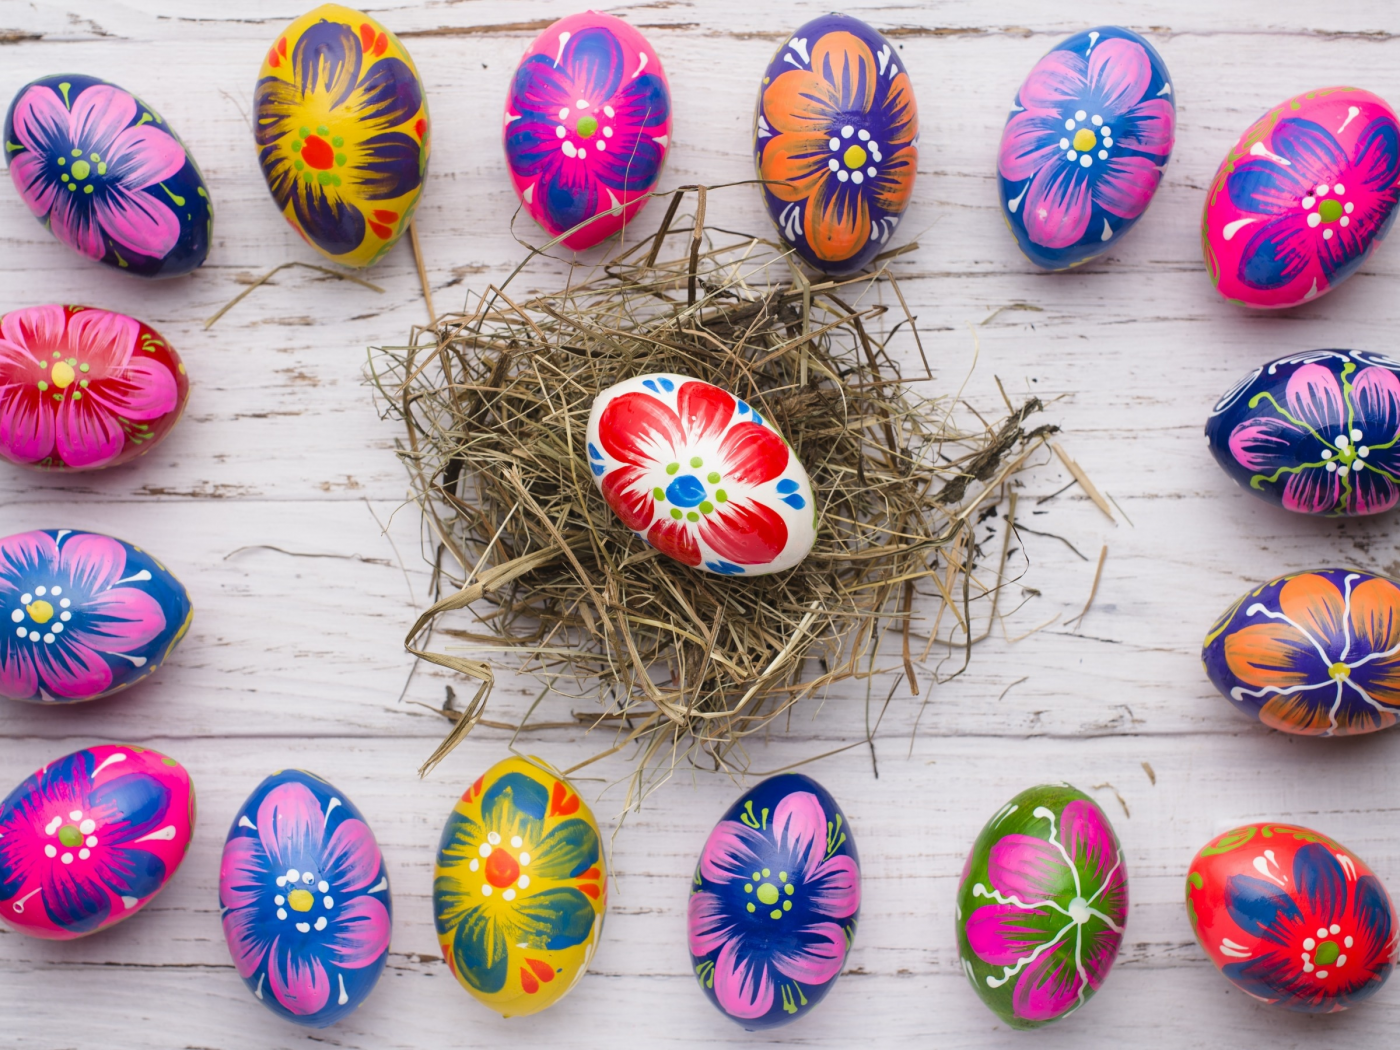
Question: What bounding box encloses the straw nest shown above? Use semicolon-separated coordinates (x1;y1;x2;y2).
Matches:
372;186;1055;803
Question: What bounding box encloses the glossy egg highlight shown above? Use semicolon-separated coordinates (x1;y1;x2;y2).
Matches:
998;26;1175;270
586;374;817;576
220;769;392;1027
755;13;918;275
504;12;671;250
956;783;1127;1028
0;528;192;703
688;773;860;1029
255;4;430;268
4;74;212;277
0;305;189;472
433;755;607;1017
1203;568;1400;736
1187;822;1397;1011
1203;88;1400;308
1206;349;1400;516
0;743;195;939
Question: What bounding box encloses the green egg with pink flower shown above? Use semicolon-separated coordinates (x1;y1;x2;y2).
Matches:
956;783;1128;1029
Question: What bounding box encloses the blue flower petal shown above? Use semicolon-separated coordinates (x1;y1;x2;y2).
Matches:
705;560;746;575
1294;842;1348;920
590;462;605;476
643;380;659;392
447;898;509;994
1225;873;1302;944
481;772;549;844
776;479;799;494
588;442;603;460
512;886;597;951
1238;219;1312;291
291;20;363;111
658;377;674;391
531;818;600;880
781;494;806;510
349;57;423;130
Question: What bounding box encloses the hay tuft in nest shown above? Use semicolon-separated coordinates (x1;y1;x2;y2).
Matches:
372;186;1054;802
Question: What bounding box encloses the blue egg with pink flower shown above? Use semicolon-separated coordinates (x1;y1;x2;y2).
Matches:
4;74;212;278
997;26;1175;270
687;773;860;1029
220;769;392;1028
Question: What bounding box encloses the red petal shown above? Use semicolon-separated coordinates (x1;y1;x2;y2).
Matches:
526;958;555;983
601;465;654;531
549;781;580;817
520;966;539;994
369;221;393;240
676;381;734;445
598;391;683;467
373;209;398;223
277;36;286;56
359;23;376;51
647;518;702;566
415;118;427;140
719;421;789;485
701;500;788;565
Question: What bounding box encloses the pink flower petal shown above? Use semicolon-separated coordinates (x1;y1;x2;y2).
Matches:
698;498;788;566
676;381;735;445
65;308;137;374
218;836;267;911
1282;466;1341;514
687;890;734;957
1286;363;1346;437
1228;415;1307;472
712;939;774;1020
222;904;271;978
1092;155;1161;221
268;936;332;1016
325;894;390;969
92;186;180;260
598;390;684;468
1087;39;1152;118
9;152;57;218
1062;801;1120;890
77;586;165;654
1353;366;1400;439
770;791;827;878
68;84;137;158
1113;98;1175;155
0;384;56;464
57;532;127;595
86;355;178;423
48;187;106;261
1021;162;1092;250
1012;943;1082;1022
0;644;38;701
1018;51;1088;110
965;903;1054;965
54;394;125;469
1354;466;1400;515
698;819;768;884
0;531;59;589
998;111;1065;183
322;818;381;894
987;833;1073;902
1;304;67;356
256;782;326;872
718;422;788;485
10;85;71;155
1080;927;1122;991
770;920;847;985
104;124;187;190
34;638;113;699
805;853;860;920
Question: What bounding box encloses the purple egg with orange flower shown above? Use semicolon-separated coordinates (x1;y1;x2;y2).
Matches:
504;12;672;250
755;14;918;276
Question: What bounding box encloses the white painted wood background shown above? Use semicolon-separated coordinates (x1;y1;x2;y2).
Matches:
4;1;1400;1046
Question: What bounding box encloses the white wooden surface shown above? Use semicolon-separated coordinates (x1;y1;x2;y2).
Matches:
4;1;1400;1046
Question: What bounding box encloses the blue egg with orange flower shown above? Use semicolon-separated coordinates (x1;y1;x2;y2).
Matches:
754;14;918;276
997;27;1175;270
1203;568;1400;737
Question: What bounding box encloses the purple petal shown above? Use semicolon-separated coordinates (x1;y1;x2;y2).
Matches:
292;20;362;111
589;126;665;193
1012;945;1082;1022
1237;215;1318;291
1087;39;1151;119
253;76;299;149
325;894;390;969
103;125;187;191
351;132;422;202
290;181;365;258
965;903;1054;965
988;833;1073;902
321;818;381;894
560;27;624;105
505;118;565;180
1092;154;1160;220
998;111;1064;184
509;55;575;119
1018;50;1088;110
347;57;423;130
1227;159;1305;218
1273;119;1348;193
541;160;601;235
67;84;135;158
770;921;847;985
1021;161;1092;250
607;71;669;131
1228;415;1310;472
712;939;774;1020
256;782;326;872
1286;363;1346;436
1352;116;1400;193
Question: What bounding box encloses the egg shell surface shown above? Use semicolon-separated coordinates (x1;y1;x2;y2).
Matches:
0;304;189;472
754;13;917;276
586;373;817;576
433;755;606;1017
955;783;1127;1029
687;773;860;1029
997;26;1175;270
1186;822;1397;1011
255;4;430;268
0;528;192;703
4;73;212;277
219;769;392;1028
1202;567;1400;736
1202;87;1400;308
1206;349;1400;516
0;743;195;940
504;12;671;250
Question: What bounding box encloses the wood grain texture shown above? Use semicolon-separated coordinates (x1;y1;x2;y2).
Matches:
3;1;1400;1046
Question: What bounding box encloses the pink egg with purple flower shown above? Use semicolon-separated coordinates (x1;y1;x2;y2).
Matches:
1203;88;1400;308
504;11;672;250
0;743;195;939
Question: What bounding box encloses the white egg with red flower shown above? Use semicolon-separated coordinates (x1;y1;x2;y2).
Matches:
586;374;816;576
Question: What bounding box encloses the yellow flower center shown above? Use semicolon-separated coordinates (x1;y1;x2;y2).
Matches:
843;144;868;169
1328;662;1350;680
50;361;76;389
1073;128;1097;152
287;888;315;912
26;600;54;624
70;159;91;180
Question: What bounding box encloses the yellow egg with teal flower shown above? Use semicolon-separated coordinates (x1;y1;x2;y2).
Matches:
433;755;607;1017
254;3;430;268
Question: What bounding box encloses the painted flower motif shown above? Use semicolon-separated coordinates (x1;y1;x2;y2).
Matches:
255;18;427;260
1221;572;1400;736
1225;117;1400;296
505;23;670;245
220;780;391;1023
964;801;1126;1024
7;81;188;265
999;37;1174;251
0;305;179;470
688;791;859;1022
0;748;177;935
758;30;917;267
1228;362;1400;515
1221;842;1393;1010
434;771;604;1000
0;530;165;702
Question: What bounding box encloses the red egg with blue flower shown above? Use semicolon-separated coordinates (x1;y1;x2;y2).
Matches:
504;12;672;250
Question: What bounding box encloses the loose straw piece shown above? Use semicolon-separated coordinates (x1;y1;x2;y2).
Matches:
409;219;436;325
204;261;383;329
1068;544;1108;629
1052;442;1115;522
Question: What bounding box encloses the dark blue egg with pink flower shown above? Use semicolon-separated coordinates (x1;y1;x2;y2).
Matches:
997;26;1175;270
4;74;212;278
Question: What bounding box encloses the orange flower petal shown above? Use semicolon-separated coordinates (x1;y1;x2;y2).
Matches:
872;146;916;214
1223;622;1316;690
1278;573;1346;646
1348;576;1400;658
760;134;833;202
1259;685;1344;735
762;70;839;135
810;31;877;115
805;173;870;265
883;71;919;146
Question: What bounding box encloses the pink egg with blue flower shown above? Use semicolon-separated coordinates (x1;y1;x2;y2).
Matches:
220;769;392;1028
586;374;816;576
1203;88;1400;308
504;11;671;250
0;743;195;940
998;26;1175;269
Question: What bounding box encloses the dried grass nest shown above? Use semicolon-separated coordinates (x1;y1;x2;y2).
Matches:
371;186;1055;804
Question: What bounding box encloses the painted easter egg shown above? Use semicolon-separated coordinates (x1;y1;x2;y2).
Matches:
688;773;860;1029
1202;568;1400;736
255;4;430;268
586;374;817;576
755;14;917;276
956;784;1127;1029
504;12;671;250
997;27;1175;270
4;74;212;278
0;528;192;703
1206;349;1400;516
1186;822;1397;1011
0;743;194;939
220;769;391;1027
1203;88;1400;308
433;755;606;1017
0;305;189;472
